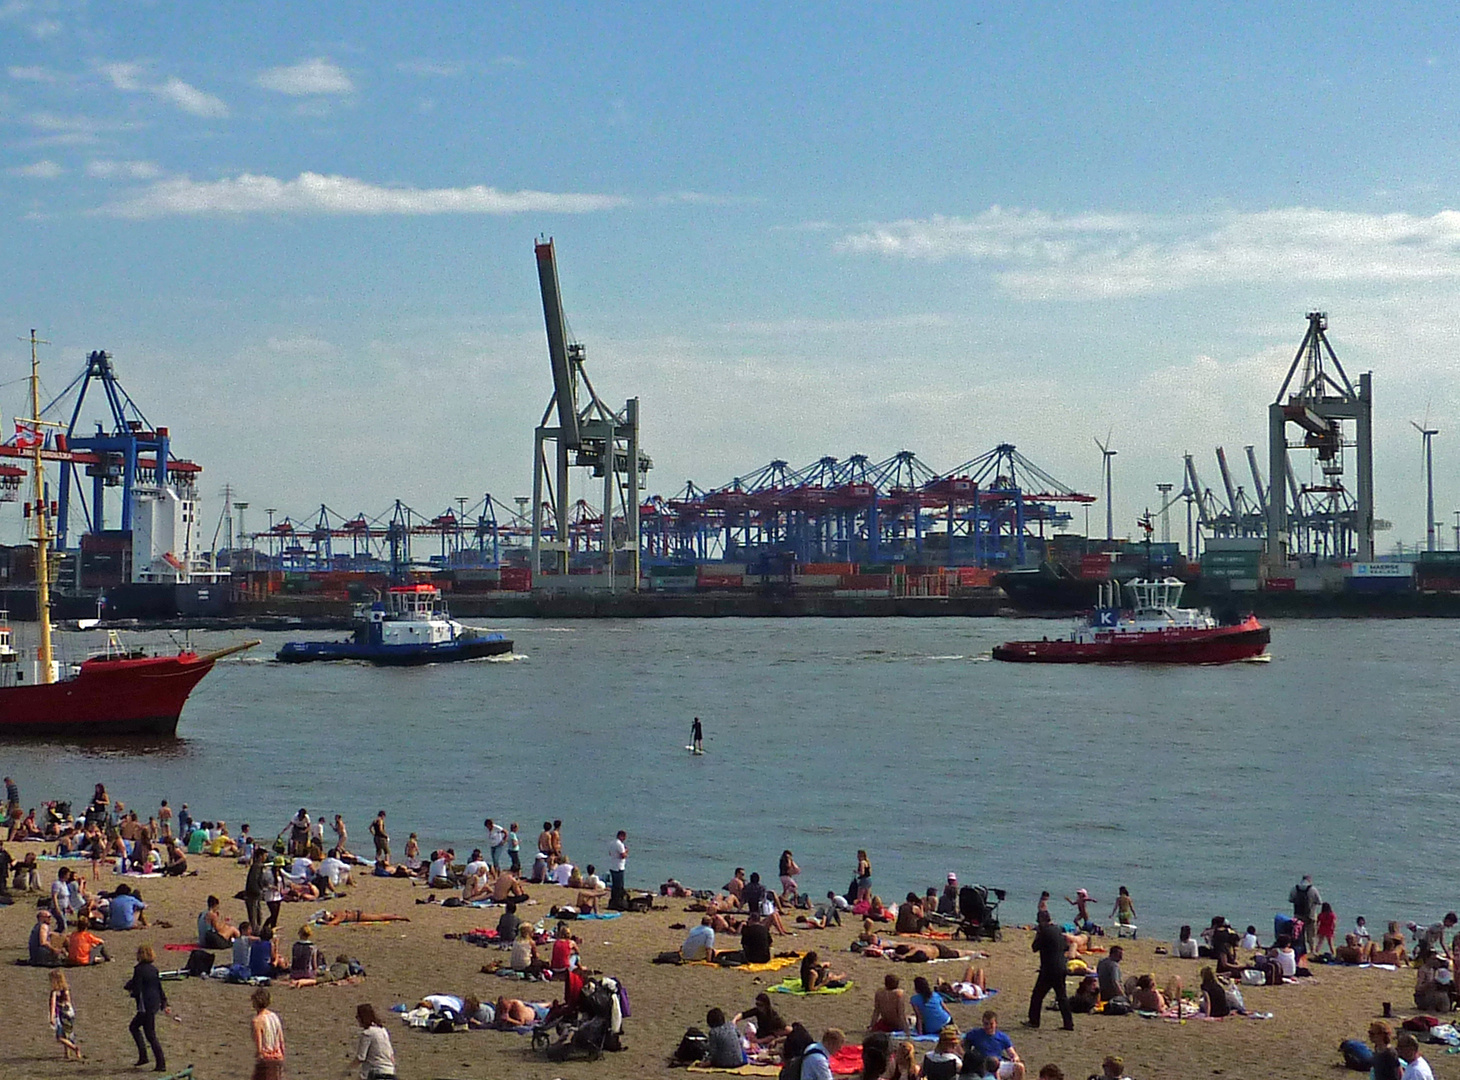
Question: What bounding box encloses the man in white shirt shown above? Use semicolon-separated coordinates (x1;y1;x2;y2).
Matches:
317;855;352;891
428;849;457;889
484;819;508;873
608;831;628;910
1398;1032;1435;1080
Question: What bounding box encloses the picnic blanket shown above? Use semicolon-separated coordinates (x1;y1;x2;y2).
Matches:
829;1044;863;1075
740;956;799;974
769;975;853;996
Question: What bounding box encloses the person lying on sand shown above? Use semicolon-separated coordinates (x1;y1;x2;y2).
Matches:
890;941;981;962
934;965;990;1001
493;997;538;1028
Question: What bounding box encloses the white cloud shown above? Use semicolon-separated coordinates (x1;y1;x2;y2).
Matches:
98;61;144;91
97;171;629;218
86;158;164;180
255;58;353;95
655;191;762;207
30;17;58;37
6;158;62;178
24;111;138;146
97;63;229;118
8;64;55;82
154;76;228;118
836;206;1460;299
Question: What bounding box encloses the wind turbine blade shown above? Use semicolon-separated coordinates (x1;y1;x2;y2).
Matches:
1412;420;1424;435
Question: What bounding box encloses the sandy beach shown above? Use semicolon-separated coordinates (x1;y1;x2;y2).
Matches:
0;840;1454;1080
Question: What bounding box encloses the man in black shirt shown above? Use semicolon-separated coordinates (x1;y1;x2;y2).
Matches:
741;913;772;965
1026;910;1075;1030
741;872;767;914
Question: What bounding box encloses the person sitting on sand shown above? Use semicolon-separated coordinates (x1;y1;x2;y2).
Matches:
1414;955;1454;1012
461;866;492;903
493;997;537;1028
1096;1055;1133;1080
1367;1021;1401;1080
738;912;772;965
682;916;719;962
549;923;578;976
1396;1032;1434;1080
921;1025;963;1080
725;868;746;902
290;925;319;982
871;973;912;1032
733;992;790;1048
707;904;745;935
496;901;520;944
1070;974;1100;1014
1130;974;1165;1012
960;1009;1024;1079
65;914;110;966
1198;966;1230;1017
705;1007;747;1068
885;1039;919;1080
1175;925;1198;959
198;895;240;949
910;974;951;1034
1336;933;1372;964
509;923;545;977
897;892;929;936
491;870;528;904
800;950;847;994
859;917;887;951
576;864;609;913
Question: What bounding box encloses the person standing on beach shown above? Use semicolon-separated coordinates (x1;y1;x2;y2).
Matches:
507;822;521;874
250;987;286;1080
484;818;507;873
124;943;169;1071
609;830;628;910
691;716;704;752
1026;910;1074;1030
369;811;389;861
1289;875;1321;954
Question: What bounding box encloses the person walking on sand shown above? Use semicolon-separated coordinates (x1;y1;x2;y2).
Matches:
250;987;286;1080
484;818;507;874
124;944;170;1072
49;969;81;1060
691;716;704;753
369;811;389;861
609;830;629;910
1026;911;1074;1031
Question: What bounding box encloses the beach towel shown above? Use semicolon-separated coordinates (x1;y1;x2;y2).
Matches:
739;956;800;974
829;1044;863;1075
576;911;622;920
686;1065;780;1076
893;930;953;940
769;975;853;996
947;986;998;1002
163;943;201;952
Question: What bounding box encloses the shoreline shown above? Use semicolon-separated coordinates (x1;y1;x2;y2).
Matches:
0;830;1447;1080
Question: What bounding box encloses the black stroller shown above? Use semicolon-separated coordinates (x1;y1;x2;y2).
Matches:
955;884;1005;941
533;975;623;1061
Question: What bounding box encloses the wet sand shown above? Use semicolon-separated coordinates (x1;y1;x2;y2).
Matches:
0;843;1452;1080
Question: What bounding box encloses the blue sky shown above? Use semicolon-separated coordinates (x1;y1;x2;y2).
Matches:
2;1;1458;550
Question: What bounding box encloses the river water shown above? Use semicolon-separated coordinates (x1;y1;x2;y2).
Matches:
1;617;1455;937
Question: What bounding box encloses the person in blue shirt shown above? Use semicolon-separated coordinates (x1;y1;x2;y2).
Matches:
107;886;148;930
797;1029;843;1080
910;976;952;1034
961;1010;1024;1078
681;917;718;961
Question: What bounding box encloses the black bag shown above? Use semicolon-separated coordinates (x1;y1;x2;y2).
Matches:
674;1027;709;1063
780;1046;825;1080
184;949;215;977
627;893;653;913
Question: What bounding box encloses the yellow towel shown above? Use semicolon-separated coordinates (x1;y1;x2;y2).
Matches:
740;956;801;974
686;1064;781;1076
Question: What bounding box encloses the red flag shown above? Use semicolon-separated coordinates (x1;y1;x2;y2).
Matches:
13;421;41;450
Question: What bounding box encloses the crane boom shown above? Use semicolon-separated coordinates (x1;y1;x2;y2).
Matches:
535;238;581;449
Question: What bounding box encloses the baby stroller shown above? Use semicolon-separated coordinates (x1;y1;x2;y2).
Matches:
955;884;1005;942
533;975;623;1061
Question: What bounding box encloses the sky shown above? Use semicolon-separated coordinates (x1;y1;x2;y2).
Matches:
2;0;1459;552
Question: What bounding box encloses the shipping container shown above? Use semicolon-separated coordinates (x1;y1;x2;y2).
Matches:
839;574;892;589
1419;550;1460;565
1204;537;1265;552
498;567;532;591
792;574;841;588
803;562;855;575
1263;577;1296;591
650;576;697;591
697;574;744;590
1348;562;1413;578
1344;576;1414;593
1228;578;1259;591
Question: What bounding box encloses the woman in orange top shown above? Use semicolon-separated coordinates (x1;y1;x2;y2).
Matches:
65;915;109;966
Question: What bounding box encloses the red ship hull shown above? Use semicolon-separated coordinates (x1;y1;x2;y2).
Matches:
992;617;1270;664
0;652;217;737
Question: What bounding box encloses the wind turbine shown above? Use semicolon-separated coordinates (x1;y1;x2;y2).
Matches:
1095;433;1117;541
1412;418;1440;552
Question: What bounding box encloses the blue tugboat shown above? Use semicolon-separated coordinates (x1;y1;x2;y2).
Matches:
276;584;513;665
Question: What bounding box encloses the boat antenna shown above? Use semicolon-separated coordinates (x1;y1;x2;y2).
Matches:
24;330;55;684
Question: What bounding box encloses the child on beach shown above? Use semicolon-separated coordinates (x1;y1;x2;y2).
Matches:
1316;902;1338;956
48;970;80;1060
1355;916;1371;945
250;987;285;1080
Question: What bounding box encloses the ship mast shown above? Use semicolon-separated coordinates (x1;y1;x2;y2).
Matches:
27;330;54;684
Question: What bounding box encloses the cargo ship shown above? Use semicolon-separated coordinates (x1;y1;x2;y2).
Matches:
0;333;257;736
276;583;512;665
992;577;1269;664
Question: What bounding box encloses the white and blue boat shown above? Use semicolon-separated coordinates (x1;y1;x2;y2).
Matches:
276;584;513;666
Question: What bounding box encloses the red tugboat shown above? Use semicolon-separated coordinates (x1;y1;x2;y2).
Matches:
992;577;1270;665
0;332;256;737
